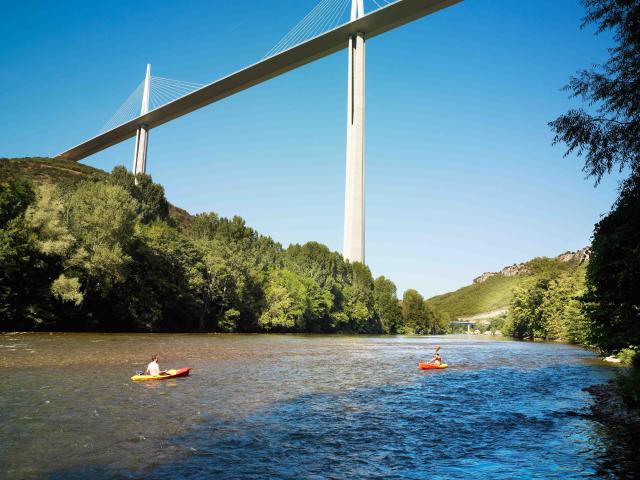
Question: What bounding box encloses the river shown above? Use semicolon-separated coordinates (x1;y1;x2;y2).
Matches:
0;333;636;479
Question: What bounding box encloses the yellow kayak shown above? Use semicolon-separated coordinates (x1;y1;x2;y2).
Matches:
131;367;190;382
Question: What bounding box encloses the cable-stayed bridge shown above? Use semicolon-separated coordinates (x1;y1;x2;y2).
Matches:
57;0;463;263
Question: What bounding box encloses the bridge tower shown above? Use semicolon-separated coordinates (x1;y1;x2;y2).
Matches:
343;0;366;264
132;64;151;175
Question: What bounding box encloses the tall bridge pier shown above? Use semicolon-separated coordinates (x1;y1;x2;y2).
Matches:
132;64;151;175
343;0;366;264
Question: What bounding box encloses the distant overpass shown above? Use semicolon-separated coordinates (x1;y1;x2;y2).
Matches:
450;320;476;334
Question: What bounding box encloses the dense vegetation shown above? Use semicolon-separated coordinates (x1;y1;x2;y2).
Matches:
0;159;450;334
549;0;640;403
503;260;590;343
550;0;640;352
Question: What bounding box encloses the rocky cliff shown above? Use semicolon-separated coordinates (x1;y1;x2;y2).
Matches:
472;247;590;284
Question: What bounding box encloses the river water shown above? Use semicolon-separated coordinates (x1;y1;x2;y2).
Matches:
0;333;636;479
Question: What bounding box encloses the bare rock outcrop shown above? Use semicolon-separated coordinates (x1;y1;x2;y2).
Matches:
500;263;529;277
471;246;590;284
557;246;591;264
473;272;497;284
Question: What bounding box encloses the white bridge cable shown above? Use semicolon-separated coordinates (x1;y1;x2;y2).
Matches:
371;0;398;8
263;0;400;60
264;0;352;59
98;0;400;135
264;0;338;58
149;76;204;111
98;75;204;135
99;80;144;134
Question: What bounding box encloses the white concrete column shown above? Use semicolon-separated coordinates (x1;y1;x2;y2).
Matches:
132;64;151;175
343;29;366;264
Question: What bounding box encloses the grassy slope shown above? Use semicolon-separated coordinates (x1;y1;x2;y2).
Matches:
0;157;108;184
0;157;193;226
426;259;585;319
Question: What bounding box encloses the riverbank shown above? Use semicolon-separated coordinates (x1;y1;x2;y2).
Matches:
585;381;640;426
584;379;640;477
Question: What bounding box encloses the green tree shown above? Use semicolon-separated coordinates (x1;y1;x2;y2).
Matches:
0;178;34;226
540;272;586;341
373;276;402;333
401;289;428;334
259;269;307;331
189;212;220;241
109;166;169;223
24;184;75;257
23;184;84;306
507;280;548;339
68;181;139;296
284;242;350;289
124;221;204;331
303;278;334;332
342;262;378;333
425;303;450;334
197;240;239;330
0;179;57;329
582;173;640;352
219;308;240;333
550;0;640;184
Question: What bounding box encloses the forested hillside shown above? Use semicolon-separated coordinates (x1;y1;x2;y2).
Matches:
0;157;449;334
426;255;587;319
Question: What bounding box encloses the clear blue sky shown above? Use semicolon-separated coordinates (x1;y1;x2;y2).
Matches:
0;0;622;298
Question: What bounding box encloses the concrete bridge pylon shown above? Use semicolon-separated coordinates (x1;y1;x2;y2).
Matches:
343;0;366;264
132;64;151;175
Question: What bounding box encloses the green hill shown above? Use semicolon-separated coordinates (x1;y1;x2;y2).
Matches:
0;157;192;227
0;157;108;185
425;252;589;320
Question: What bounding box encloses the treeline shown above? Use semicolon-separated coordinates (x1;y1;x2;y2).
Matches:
501;173;639;404
506;0;640;364
503;173;639;355
0;166;449;334
503;258;590;343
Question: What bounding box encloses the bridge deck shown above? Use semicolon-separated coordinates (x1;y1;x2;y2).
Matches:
58;0;462;161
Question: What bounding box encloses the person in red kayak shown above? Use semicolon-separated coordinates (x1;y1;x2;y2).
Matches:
145;354;166;376
430;346;443;366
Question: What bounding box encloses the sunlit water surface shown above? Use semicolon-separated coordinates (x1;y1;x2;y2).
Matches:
0;334;635;479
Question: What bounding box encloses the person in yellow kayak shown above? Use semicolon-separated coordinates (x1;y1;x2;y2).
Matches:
145;354;167;376
430;345;443;366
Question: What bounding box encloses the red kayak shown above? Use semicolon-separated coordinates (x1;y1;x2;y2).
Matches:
418;362;448;370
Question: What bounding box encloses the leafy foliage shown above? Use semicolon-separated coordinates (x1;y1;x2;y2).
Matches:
582;173;640;352
401;289;449;335
550;1;640;363
0;159;447;334
0;179;58;328
504;266;589;342
373;276;403;334
259;269;308;331
108;166;169;223
549;0;640;184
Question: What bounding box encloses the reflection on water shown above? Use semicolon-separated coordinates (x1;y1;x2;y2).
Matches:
0;334;636;479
